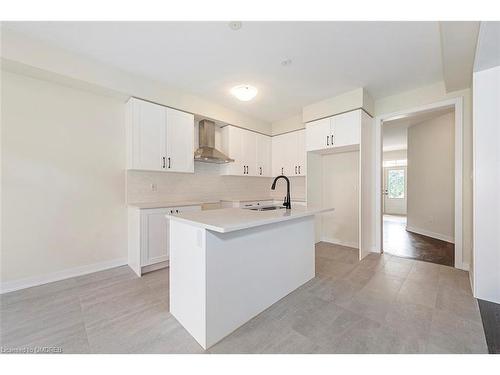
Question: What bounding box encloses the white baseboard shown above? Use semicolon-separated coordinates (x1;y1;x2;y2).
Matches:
321;237;359;249
405;225;455;244
457;262;470;272
0;258;128;294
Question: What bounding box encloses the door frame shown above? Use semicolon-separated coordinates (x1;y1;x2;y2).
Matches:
373;97;464;269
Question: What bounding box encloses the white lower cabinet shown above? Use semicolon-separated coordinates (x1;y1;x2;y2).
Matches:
128;204;201;276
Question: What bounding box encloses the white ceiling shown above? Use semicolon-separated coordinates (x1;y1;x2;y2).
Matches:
3;21;446;123
383;106;454;151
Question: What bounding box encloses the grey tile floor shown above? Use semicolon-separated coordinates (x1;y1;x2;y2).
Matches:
0;242;488;354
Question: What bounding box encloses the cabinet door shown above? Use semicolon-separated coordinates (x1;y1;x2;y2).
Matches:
256;134;271;177
272;135;285;176
296;129;306;176
306;117;331;151
166;108;194;173
222;126;244;175
332;110;361;147
142;209;169;266
131;99;166;171
241;130;257;176
283;132;298;176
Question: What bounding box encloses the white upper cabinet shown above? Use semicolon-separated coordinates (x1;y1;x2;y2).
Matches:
296;130;306;175
331;110;361;148
272;130;306;177
126;98;194;173
306;109;361;152
222;126;271;177
128;98;166;171
256;134;272;177
272;135;284;176
242;130;257;176
306;117;331;151
165;108;195;173
221;126;245;175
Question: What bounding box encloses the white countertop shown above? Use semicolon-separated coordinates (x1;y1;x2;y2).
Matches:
221;197;306;203
128;200;219;209
167;205;334;233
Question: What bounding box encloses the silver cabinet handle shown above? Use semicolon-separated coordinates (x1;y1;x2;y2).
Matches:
259;166;262;175
298;165;301;174
295;166;297;174
331;134;334;146
281;167;284;175
162;157;166;169
168;157;171;169
327;135;330;146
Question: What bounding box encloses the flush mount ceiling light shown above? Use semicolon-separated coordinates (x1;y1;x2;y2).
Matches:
228;21;242;31
281;58;292;67
230;85;258;101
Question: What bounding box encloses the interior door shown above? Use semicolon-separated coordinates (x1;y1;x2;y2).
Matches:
383;166;407;215
166;108;194;173
134;99;166;171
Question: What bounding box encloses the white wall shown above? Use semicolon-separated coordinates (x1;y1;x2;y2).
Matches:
321;151;360;248
271;114;303;136
383;149;407;161
406;112;455;242
473;65;500;304
302;88;373;123
1;71;127;290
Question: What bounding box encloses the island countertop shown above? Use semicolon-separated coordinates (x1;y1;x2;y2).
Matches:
167;205;334;233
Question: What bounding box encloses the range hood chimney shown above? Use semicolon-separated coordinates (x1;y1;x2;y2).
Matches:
194;120;234;164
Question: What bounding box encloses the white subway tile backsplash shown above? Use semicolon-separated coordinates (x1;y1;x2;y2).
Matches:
127;163;305;204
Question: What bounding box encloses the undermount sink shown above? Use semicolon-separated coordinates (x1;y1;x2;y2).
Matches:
247;205;286;211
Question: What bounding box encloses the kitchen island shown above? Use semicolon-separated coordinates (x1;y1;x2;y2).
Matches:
167;205;334;349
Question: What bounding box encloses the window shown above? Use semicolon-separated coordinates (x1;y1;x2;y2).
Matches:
387;169;405;199
383;159;407;167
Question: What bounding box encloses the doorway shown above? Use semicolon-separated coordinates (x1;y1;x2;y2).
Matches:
378;103;458;267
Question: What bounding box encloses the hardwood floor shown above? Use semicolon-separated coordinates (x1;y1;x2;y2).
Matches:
478;299;500;354
383;215;454;267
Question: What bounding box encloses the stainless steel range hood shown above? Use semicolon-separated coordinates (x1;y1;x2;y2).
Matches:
194;119;234;164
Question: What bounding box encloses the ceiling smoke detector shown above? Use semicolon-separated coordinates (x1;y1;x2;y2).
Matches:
230;85;258;101
228;21;242;31
281;59;292;67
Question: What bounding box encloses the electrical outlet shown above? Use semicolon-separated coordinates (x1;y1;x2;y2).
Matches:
150;183;157;192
